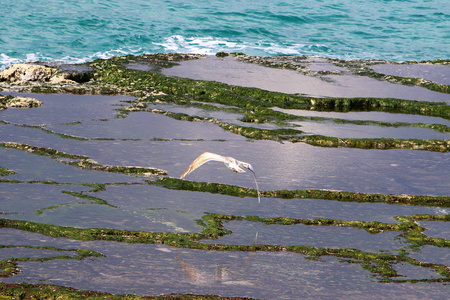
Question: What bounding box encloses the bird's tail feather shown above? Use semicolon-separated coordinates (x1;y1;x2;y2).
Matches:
249;170;261;203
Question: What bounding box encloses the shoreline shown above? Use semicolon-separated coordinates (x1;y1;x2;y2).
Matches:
2;52;449;97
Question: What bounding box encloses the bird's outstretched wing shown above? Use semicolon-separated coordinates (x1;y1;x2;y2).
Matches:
180;152;228;179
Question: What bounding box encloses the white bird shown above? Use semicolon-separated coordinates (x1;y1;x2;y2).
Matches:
180;152;261;203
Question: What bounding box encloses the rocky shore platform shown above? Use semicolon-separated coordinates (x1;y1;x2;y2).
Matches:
0;53;449;299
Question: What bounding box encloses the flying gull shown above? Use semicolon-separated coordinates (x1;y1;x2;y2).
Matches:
180;152;261;203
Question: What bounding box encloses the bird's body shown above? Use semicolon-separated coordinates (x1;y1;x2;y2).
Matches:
180;152;261;203
180;152;249;178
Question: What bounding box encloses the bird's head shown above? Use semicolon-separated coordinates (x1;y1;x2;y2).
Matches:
239;162;254;173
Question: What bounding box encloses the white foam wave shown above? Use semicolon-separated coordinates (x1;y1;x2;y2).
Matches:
0;52;58;70
154;35;339;58
0;35;353;70
0;47;145;70
0;53;25;69
153;35;243;55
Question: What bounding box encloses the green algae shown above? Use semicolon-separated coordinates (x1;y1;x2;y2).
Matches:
219;123;301;140
0;167;16;177
410;214;450;221
241;215;397;234
0;142;168;176
34;203;73;215
203;213;450;283
152;177;450;207
394;216;450;249
38;127;89;141
152;177;259;199
1;142;88;159
4;182;121;215
0;246;104;278
0;283;253;300
295;135;449;152
61;190;117;207
6;123;89;141
329;58;450;94
382;75;449;94
297;116;450;133
211;213;450;250
0;95;42;110
66;160;167;176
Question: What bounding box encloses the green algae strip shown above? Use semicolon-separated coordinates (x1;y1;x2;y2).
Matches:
0;142;88;160
7;123;89;141
33;189;118;215
295;135;449;152
152;177;450;207
0;142;168;176
0;167;16;177
0;283;253;300
66;160;167;176
380;74;449;94
292;115;450;133
328;57;450;94
0;246;104;278
1;175;448;209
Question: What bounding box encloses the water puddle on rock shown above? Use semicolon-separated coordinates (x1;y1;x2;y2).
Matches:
201;220;403;253
271;107;450;126
46;111;245;141
1;147;143;184
292;120;449;139
369;63;450;85
418;221;450;240
1;93;131;125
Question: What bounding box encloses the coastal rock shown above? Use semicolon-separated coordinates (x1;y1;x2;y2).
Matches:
0;63;57;82
0;63;76;84
0;95;42;109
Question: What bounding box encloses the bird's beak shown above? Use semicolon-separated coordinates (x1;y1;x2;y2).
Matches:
246;164;254;172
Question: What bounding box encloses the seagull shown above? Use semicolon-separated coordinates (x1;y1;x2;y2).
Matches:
180;152;261;203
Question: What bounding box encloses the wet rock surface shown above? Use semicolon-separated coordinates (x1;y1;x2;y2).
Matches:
0;54;449;299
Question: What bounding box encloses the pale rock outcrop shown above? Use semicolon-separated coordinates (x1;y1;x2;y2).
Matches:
0;95;42;109
0;63;76;84
7;96;42;108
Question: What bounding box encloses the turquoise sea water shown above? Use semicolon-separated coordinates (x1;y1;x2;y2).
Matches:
1;0;449;69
